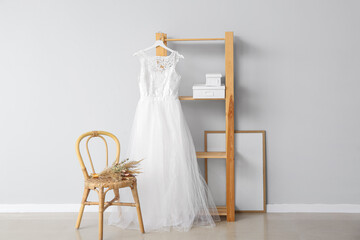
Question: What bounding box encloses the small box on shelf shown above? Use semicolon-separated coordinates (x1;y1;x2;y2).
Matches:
206;77;221;86
205;73;222;86
206;73;222;78
192;84;225;99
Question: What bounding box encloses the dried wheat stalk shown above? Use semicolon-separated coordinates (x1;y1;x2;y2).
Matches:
98;158;143;180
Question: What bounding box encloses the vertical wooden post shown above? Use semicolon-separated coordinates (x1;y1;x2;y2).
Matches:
98;187;105;240
156;32;167;56
225;31;235;221
204;132;208;183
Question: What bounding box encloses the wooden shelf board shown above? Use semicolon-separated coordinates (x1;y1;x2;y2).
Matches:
165;38;225;42
196;152;226;159
179;96;225;101
217;206;227;216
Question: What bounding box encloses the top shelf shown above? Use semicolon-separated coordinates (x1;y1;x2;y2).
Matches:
165;38;225;42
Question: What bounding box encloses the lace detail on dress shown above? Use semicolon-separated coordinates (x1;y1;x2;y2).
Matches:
141;51;179;72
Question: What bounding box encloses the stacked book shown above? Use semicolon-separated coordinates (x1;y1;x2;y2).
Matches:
193;73;225;99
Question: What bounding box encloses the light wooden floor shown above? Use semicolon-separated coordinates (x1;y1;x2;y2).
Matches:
0;213;360;240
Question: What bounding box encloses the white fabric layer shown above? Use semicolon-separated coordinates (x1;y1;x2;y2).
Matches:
108;51;220;232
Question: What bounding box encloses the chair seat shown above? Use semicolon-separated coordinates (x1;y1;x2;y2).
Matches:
85;176;136;190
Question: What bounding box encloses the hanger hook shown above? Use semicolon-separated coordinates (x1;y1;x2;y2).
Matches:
156;31;165;42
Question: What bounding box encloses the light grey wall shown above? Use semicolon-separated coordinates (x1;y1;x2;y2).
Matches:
1;0;360;205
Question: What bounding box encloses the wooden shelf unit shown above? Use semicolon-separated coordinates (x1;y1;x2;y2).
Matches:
155;32;235;222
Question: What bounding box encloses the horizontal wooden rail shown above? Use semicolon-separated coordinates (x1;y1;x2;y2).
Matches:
165;38;225;42
196;151;226;158
111;202;136;207
84;201;136;207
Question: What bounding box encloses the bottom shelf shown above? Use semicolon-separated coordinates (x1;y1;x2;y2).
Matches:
216;206;227;216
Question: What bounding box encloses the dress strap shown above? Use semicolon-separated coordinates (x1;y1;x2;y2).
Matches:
134;50;184;59
133;50;146;57
173;51;184;65
175;51;184;59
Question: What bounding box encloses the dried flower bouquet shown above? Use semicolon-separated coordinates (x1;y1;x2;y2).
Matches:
97;158;143;180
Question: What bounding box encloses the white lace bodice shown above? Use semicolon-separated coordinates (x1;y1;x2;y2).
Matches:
136;51;182;100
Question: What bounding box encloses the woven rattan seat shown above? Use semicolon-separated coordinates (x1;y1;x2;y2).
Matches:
75;131;145;240
85;176;136;189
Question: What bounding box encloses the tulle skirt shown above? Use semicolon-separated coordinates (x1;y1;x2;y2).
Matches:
108;96;219;231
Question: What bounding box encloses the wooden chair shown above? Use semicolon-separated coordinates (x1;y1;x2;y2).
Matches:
75;131;145;240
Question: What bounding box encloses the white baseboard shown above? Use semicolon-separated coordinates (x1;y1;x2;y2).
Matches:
1;204;360;213
267;204;360;213
0;204;100;213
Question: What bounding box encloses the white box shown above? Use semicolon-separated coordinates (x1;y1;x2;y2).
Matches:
206;73;222;78
192;84;225;99
206;77;221;86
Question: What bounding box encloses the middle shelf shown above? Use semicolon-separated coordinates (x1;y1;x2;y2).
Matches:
196;152;226;158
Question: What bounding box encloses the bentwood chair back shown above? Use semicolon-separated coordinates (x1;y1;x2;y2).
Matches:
75;131;145;240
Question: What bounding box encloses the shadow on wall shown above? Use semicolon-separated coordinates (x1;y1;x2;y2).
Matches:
175;40;227;150
234;36;264;128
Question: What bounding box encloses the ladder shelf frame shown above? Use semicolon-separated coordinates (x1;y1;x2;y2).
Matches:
155;32;235;222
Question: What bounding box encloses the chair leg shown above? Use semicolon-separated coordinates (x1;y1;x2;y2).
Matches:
75;188;90;229
113;188;122;216
113;188;120;201
98;187;105;240
131;182;145;233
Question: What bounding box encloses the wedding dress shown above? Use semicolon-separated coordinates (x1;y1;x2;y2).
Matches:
108;50;220;231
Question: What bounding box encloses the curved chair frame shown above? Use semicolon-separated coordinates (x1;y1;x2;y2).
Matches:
75;131;144;240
